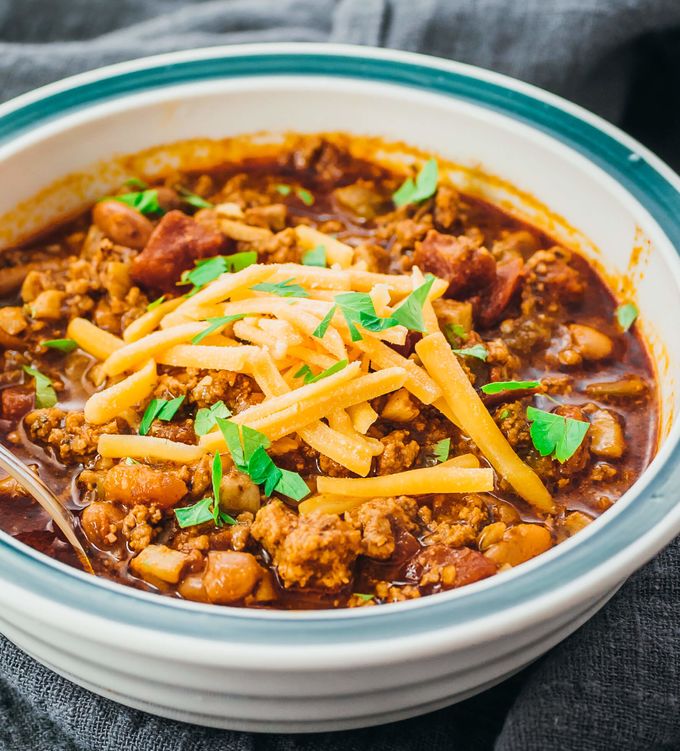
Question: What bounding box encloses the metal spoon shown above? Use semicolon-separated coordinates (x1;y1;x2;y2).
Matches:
0;443;93;574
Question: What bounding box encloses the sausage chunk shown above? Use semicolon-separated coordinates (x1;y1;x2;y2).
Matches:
102;463;188;507
409;545;497;589
92;200;154;250
130;210;226;291
474;256;524;327
413;230;496;298
1;387;34;422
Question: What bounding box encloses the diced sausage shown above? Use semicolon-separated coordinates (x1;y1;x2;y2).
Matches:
81;501;125;548
410;545;497;589
474;256;524;327
130;210;227;291
413;230;496;299
1;387;34;422
202;550;262;604
102;463;188;507
92;200;154;250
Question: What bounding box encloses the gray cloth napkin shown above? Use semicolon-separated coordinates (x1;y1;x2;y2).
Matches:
1;1;680;749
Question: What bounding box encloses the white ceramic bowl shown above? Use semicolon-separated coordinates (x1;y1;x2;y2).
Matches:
1;44;679;733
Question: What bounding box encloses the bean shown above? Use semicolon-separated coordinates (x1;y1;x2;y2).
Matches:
483;523;552;567
568;324;613;361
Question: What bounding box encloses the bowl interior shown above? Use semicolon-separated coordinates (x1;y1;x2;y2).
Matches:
1;74;678;448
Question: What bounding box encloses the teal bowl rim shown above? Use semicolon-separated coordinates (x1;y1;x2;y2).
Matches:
1;45;679;646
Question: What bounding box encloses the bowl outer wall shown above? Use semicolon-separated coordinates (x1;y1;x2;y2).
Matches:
0;45;679;672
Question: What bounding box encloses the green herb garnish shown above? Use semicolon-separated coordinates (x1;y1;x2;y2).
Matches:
499;409;510;420
22;365;57;408
302;244;327;268
312;305;337;339
615;302;638;332
392;159;439;208
211;452;223;525
251;278;308;298
354;593;374;602
191;313;248;345
526;406;589;463
444;323;467;346
275;184;292;196
113;189;163;216
180;252;259;296
433;438;450;464
194;401;232;436
481;380;540;394
41;338;78;353
215;418;309;501
452;344;488;361
146;295;166;311
295;188;314;206
390;275;435;332
294;360;348;384
123;177;148;190
139;396;185;435
174;496;214;528
123;457;140;465
178;187;213;209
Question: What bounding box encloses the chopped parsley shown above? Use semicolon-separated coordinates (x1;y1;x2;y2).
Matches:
312;304;337;338
215;418;310;502
444;323;467;346
392;159;439;208
22;365;57;408
433;438;450;463
275;184;292;196
191;313;248;345
295;188;314;206
615;302;638;332
526;406;589;463
452;344;488;361
112;189;163;216
353;593;374;602
390;275;436;332
123;457;140;465
41;338;78;353
146;295;166;311
180;252;258;295
301;244;327;267
194;400;232;436
251;278;308;298
123;177;148;190
178;186;213;209
139;396;185;435
498;409;511;420
174;449;236;529
481;380;540;394
294;359;348;384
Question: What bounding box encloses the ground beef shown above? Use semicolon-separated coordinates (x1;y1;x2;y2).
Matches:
345;496;419;559
376;430;419;475
251;500;361;590
423;494;489;548
121;503;163;552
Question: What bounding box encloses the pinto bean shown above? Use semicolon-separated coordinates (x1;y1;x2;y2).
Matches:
102;463;188;508
202;550;262;604
92;200;154;250
81;501;125;548
588;408;625;458
483;523;552;567
568;324;613;361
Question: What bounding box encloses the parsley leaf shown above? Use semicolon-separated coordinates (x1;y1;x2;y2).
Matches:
452;344;488;361
251;278;308;298
194;401;231;436
123;457;140;465
174;496;214;528
146;295;166;311
391;275;435;332
123;177;148;190
113;189;163;216
139;396;185;435
312;305;337;339
180;253;258;295
433;438;450;463
616;302;638;332
392;159;439;208
191;313;248;344
334;292;379;341
241;424;271;462
216;417;246;467
275;184;292;196
178;186;213;209
302;244;327;267
526;406;590;463
354;593;374;602
274;469;310;501
481;380;540;394
248;445;283;497
499;409;510;420
294;360;348;384
22;365;57;408
211;452;223;525
41;338;78;353
444;323;467;346
296;188;314;206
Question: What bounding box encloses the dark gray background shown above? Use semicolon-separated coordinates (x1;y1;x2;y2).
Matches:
1;1;680;749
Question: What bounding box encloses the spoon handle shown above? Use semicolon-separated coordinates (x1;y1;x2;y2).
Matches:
0;443;93;574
